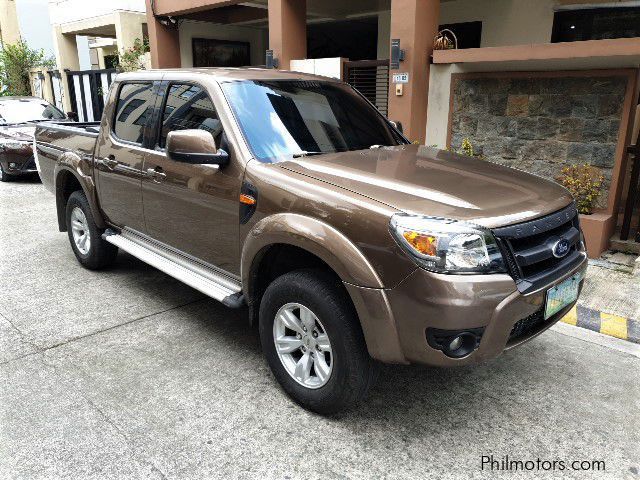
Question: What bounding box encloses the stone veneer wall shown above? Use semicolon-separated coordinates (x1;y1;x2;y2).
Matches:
449;75;628;209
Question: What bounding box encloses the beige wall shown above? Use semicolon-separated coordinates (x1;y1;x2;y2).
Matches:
425;63;464;148
0;0;20;45
115;11;147;54
440;0;556;47
178;20;268;67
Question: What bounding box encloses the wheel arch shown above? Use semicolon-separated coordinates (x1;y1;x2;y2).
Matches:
241;213;384;299
54;157;105;232
241;214;406;363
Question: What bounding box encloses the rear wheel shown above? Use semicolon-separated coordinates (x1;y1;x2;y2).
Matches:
66;190;118;269
259;269;378;414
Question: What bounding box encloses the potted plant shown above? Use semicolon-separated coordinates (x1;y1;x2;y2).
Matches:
556;164;605;215
556;164;607;258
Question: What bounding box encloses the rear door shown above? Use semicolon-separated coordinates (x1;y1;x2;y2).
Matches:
141;81;243;274
95;80;161;232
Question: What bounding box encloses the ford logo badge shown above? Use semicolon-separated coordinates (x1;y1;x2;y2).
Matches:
552;239;571;258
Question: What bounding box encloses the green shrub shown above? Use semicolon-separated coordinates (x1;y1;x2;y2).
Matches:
117;38;150;72
0;40;54;96
556;164;605;215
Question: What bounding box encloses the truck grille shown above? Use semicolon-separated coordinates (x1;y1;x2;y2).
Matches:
492;204;585;294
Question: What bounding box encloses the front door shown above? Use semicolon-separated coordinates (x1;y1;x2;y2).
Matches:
141;82;242;274
95;81;157;232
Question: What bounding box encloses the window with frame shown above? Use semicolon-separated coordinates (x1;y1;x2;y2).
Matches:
113;83;154;145
159;83;222;149
552;7;640;43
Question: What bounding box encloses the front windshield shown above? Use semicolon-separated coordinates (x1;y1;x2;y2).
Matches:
0;98;66;124
221;80;405;162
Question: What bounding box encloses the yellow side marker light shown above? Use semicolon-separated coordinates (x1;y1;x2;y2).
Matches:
402;231;438;257
239;194;256;205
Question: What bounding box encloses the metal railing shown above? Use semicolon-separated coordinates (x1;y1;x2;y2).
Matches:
343;60;390;117
66;69;117;122
620;128;640;242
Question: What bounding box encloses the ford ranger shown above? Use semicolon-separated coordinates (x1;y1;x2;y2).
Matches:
35;69;587;414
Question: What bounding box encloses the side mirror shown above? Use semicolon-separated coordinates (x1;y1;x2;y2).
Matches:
389;120;403;133
166;129;229;166
66;111;78;122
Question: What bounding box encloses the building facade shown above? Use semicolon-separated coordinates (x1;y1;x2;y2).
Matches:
140;1;639;256
0;0;20;46
47;0;148;113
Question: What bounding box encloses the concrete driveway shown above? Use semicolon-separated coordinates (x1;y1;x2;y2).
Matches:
1;178;639;480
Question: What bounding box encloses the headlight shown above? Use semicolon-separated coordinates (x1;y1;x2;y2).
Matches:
390;214;506;274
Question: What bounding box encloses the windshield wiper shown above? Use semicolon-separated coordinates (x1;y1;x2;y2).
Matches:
292;151;324;158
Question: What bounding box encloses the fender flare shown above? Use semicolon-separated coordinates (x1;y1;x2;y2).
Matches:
241;213;384;297
241;213;407;364
54;152;106;231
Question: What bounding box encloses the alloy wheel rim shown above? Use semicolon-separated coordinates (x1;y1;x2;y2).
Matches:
273;303;333;389
70;207;91;255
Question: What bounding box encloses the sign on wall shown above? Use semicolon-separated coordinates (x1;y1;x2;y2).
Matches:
392;73;409;84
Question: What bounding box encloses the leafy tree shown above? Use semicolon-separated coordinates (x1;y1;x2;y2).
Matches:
0;40;55;96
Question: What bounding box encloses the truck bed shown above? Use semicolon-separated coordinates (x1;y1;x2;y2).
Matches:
35;121;100;196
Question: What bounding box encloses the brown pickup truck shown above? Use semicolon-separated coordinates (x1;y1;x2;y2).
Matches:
35;68;587;413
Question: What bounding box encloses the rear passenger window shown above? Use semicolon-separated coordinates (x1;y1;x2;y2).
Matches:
113;83;154;145
159;84;222;149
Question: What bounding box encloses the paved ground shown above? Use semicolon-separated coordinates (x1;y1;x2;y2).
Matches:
581;261;640;321
1;178;639;480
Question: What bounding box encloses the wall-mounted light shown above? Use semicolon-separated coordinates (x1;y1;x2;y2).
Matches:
266;50;279;69
390;39;405;70
158;16;177;27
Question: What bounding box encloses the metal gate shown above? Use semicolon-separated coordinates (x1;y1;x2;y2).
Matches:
343;60;390;117
620;128;640;242
66;69;117;122
48;71;64;111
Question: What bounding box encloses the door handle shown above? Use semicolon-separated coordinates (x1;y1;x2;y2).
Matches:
98;155;118;169
146;167;166;183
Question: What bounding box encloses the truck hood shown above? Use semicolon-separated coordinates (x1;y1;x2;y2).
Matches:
278;144;574;228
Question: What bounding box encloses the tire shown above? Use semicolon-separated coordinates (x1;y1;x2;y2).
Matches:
0;164;11;182
259;269;379;414
65;190;118;269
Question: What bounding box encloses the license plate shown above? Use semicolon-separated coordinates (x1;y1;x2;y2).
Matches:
544;273;581;320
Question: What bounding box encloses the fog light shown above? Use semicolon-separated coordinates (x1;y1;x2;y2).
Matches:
426;327;484;359
448;336;463;351
8;162;17;169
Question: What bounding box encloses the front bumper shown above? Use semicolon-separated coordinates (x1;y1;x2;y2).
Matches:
1;150;37;176
347;252;588;366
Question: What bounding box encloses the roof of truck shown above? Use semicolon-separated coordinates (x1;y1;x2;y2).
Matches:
115;67;342;83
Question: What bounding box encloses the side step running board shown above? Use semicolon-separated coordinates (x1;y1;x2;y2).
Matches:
103;229;244;307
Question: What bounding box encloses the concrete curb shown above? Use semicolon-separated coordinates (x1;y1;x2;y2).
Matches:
561;305;640;344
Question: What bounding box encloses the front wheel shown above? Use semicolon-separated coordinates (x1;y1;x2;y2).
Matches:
0;164;11;182
259;269;379;414
66;190;118;269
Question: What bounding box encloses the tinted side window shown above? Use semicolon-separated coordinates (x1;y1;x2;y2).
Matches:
113;83;154;145
159;84;222;148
